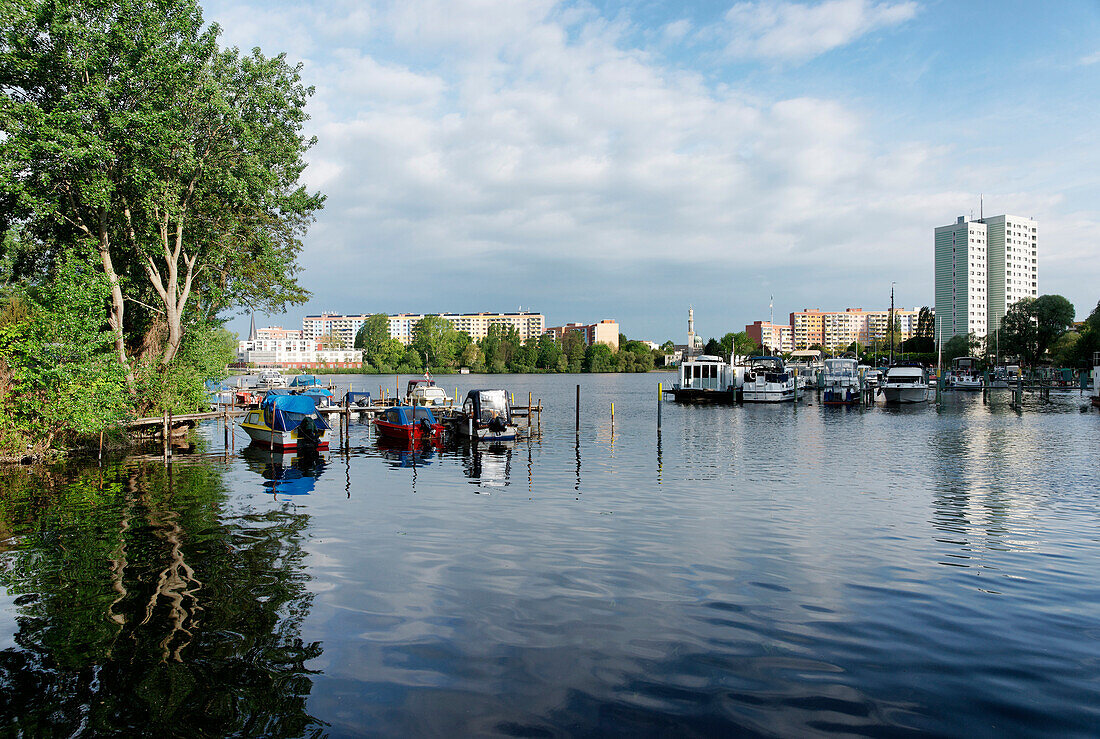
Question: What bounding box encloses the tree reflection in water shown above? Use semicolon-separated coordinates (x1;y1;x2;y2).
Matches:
0;461;325;736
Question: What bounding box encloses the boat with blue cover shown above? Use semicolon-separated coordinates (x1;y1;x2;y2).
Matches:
289;374;322;388
298;386;335;407
240;393;331;450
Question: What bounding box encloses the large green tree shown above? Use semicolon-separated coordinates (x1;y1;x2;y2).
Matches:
999;295;1075;367
412;315;459;369
0;0;322;380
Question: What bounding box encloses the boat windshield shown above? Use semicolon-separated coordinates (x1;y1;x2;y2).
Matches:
886;368;924;382
825;359;857;376
477;390;509;423
749;357;783;372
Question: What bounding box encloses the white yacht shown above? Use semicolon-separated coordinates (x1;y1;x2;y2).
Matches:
822;358;860;405
787;350;824;390
879;365;930;404
740;356;797;403
257;369;287;388
944;356;983;390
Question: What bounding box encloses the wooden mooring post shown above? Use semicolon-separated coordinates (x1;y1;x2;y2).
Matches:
575;384;580;431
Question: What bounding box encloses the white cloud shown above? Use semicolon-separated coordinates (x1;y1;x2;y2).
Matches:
1078;50;1100;66
721;0;918;62
201;0;1094;337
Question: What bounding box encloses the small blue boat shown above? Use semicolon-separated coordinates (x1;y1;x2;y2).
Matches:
289;374;321;388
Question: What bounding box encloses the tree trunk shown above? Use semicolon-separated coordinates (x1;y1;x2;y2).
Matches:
98;242;137;392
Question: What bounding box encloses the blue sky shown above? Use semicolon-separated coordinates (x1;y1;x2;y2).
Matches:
204;0;1100;344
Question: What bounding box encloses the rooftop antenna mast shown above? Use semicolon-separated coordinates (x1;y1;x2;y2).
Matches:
889;282;896;366
980;194;983;221
769;295;774;327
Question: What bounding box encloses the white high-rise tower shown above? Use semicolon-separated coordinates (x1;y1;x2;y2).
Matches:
981;215;1038;335
935;216;988;341
934;212;1038;343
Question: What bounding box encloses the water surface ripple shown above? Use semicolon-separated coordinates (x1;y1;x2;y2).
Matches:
1;373;1098;736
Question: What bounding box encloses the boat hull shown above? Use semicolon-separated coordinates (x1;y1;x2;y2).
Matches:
456;422;518;442
741;386;796;403
881;386;929;404
373;420;443;443
241;425;330;450
945;378;984;390
823;387;860;405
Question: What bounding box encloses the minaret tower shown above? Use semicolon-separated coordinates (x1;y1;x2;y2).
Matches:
687;307;695;355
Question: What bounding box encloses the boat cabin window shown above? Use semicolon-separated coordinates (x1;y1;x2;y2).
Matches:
474;391;509;423
247;411;260;425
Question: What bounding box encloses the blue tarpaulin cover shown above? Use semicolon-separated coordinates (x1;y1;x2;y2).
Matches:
261;394;321;431
289;375;318;387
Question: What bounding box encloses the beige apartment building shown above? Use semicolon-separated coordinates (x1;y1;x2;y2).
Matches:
302;311;546;347
745;321;793;354
789;308;920;351
544;320;620;351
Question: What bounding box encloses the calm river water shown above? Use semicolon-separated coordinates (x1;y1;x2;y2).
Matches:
1;373;1099;736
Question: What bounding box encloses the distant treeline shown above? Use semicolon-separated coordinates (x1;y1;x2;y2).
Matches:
353;314;670;374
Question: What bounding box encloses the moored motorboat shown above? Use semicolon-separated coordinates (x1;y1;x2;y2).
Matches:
298;386;336;407
241;393;331;450
456;389;519;441
289;373;322;389
258;369;287;388
944;356;983;390
406;378;452;406
372;405;444;443
822;357;860;405
879;364;930;404
741;356;797;403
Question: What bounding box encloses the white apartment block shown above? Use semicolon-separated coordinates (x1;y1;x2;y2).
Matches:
981;215;1038;334
237;338;363;368
934;213;1037;342
302;311;546;347
935;216;988;340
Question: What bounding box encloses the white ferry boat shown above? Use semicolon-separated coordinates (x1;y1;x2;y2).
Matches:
741;356;797;403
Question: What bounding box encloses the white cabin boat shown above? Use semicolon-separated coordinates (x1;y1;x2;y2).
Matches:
945;356;983;390
880;365;930;404
456;390;519;442
741;356;797;403
257;369;287;388
989;364;1020;389
406;379;452;406
670;355;741;402
787;350;824;389
822;358;860;405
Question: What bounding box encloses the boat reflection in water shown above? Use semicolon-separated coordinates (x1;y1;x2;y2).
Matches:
242;444;329;498
461;441;514;490
375;436;441;468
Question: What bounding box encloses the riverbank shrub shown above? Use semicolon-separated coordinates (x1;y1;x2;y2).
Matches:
0;251;129;455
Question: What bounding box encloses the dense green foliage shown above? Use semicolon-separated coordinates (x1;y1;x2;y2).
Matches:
995;294;1076;367
0;0;319;452
0;249;129;455
355;318;665;375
